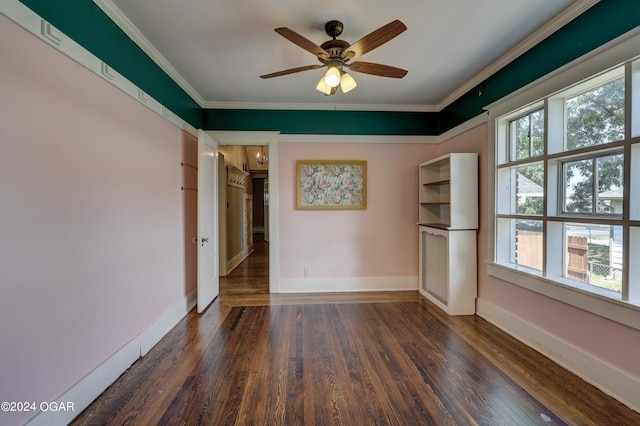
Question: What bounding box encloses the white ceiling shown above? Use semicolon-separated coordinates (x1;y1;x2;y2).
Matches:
99;0;588;111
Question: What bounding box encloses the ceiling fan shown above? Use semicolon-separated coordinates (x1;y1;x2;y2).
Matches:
260;19;408;96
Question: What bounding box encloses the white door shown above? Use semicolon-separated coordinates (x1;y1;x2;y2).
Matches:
197;130;219;313
264;178;269;242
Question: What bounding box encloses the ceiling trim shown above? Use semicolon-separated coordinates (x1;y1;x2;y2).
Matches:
435;0;600;111
205;131;436;144
201;102;437;112
92;0;206;106
92;0;599;113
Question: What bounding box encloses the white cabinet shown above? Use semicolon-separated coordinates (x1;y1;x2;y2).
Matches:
419;153;478;230
418;226;477;315
418;153;478;315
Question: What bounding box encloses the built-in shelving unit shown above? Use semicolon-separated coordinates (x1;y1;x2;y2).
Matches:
418;153;478;316
419;153;478;230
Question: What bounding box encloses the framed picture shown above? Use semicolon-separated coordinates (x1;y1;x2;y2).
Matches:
296;160;367;210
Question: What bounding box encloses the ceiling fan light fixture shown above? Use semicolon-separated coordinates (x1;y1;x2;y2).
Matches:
324;65;341;88
262;20;408;97
340;71;357;93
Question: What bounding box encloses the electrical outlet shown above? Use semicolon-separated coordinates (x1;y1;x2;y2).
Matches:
304;267;310;277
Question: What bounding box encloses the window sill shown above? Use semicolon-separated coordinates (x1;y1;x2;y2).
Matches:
486;262;640;331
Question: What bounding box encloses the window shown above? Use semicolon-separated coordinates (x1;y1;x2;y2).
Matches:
491;49;640;329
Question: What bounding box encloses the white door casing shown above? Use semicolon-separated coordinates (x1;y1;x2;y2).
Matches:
197;129;219;313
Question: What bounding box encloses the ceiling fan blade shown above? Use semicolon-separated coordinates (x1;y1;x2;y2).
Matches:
342;20;407;60
260;64;325;79
275;27;330;60
347;61;408;78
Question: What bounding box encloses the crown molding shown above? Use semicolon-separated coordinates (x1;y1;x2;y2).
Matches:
92;0;205;106
93;0;598;114
435;0;601;111
277;134;438;144
201;101;437;112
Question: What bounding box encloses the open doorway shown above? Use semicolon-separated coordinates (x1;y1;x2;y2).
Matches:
218;144;270;294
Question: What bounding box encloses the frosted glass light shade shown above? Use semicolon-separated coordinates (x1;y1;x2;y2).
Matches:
324;66;341;87
340;72;357;93
316;78;332;95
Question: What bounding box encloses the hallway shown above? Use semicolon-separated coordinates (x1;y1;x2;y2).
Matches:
219;234;269;294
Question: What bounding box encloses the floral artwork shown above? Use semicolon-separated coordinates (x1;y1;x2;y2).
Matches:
296;160;367;209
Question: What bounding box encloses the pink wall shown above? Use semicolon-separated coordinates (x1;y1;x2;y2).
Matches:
437;123;640;380
279;142;436;279
0;16;188;424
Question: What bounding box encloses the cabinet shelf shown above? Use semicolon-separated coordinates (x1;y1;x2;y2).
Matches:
418;153;477;230
417;222;449;230
423;179;450;186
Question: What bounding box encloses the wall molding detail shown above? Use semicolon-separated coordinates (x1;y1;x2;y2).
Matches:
476;298;640;414
27;291;197;426
1;0;197;136
227;165;249;189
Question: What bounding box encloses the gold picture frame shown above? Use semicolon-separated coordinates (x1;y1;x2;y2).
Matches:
296;160;367;210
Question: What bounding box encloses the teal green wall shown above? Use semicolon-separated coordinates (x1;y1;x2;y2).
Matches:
203;109;438;136
439;0;640;132
17;0;640;136
19;0;202;128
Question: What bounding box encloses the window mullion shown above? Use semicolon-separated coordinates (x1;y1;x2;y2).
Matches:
592;157;598;214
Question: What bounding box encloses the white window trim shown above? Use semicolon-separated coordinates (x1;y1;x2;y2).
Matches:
486;27;640;331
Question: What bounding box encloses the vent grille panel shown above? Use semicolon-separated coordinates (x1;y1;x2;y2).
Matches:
421;230;448;305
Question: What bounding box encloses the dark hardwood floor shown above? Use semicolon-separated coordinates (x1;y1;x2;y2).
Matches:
71;242;640;425
219;233;269;295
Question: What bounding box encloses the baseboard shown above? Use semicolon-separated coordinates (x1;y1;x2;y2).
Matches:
476;298;640;413
27;290;197;426
141;290;197;355
226;246;254;275
278;276;419;293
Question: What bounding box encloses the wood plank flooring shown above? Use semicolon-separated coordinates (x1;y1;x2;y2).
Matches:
71;239;640;425
219;234;269;295
72;292;640;425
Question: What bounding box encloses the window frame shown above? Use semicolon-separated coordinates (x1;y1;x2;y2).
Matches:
486;31;640;331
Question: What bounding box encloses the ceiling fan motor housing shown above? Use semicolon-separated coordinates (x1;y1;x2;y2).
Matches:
324;20;343;38
320;39;350;60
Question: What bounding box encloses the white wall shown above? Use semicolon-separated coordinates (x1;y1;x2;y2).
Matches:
0;15;189;425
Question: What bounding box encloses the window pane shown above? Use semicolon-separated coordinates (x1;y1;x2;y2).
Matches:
566;77;625;150
510;110;544;161
564;159;593;213
596;154;623;214
564;223;622;293
513;115;530;160
515;164;544;214
515;220;543;271
531;110;544;157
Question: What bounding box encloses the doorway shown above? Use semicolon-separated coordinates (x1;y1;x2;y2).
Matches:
217;144;270;294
